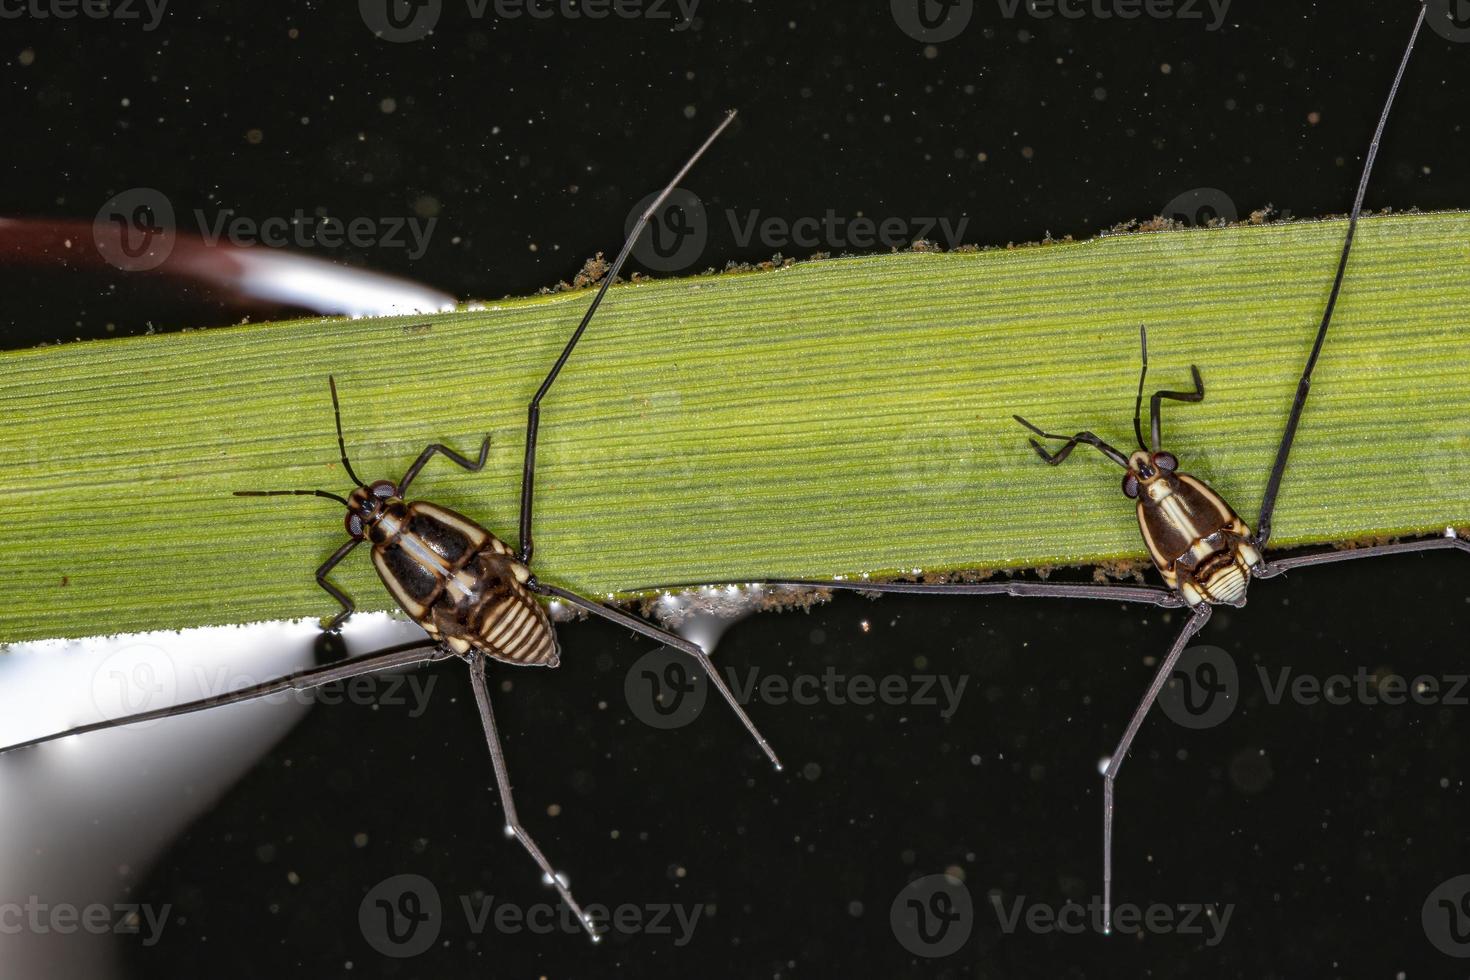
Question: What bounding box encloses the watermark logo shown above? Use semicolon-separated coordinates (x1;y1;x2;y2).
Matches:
628;188;710;274
360;0;442;41
92;188;438;271
891;0;974;43
625;191;971;274
357;873;703;953
1157;645;1470;731
625;646;709;730
625;653;970;731
360;874;442;958
890;874;973;957
0;898;171;946
1427;0;1470;43
1157;644;1238;729
90;643;178;729
1424;875;1470;957
1161;187;1237;230
1154;186;1250;273
888;422;980;498
0;0;169;30
94;187;177;273
1421;427;1470;498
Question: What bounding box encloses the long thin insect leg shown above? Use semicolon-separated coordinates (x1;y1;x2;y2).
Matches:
1255;528;1470;578
0;640;453;755
1101;603;1213;932
518;110;739;564
1253;3;1428;548
317;538;362;631
398;436;491;494
465;652;601;943
1012;416;1131;468
531;581;782;770
647;578;1186;608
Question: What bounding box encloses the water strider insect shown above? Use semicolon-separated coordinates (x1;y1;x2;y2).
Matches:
654;2;1462;929
0;110;779;943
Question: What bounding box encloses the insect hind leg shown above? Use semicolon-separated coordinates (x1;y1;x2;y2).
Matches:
1101;603;1213;933
466;652;602;942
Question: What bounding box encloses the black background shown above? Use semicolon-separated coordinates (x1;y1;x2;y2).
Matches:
5;0;1470;977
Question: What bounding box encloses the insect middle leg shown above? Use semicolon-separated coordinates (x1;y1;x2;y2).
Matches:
663;578;1186;607
466;652;600;941
316;537;362;631
1255;528;1470;578
532;581;783;769
398;435;492;494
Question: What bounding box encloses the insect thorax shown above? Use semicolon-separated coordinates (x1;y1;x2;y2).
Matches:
368;501;560;667
1136;471;1262;608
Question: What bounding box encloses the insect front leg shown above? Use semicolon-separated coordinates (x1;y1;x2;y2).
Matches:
1012;417;1131;468
316;538;362;631
397;435;492;494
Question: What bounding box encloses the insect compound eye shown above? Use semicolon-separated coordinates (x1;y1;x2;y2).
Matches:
1154;451;1179;472
344;511;366;538
1122;473;1140;499
370;480;397;499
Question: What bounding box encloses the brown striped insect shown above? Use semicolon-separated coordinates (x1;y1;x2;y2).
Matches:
0;110;777;943
651;1;1465;931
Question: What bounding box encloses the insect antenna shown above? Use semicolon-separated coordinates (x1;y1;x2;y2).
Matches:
517;109;739;563
232;488;350;506
328;374;368;489
1253;1;1428;547
1132;324;1150;451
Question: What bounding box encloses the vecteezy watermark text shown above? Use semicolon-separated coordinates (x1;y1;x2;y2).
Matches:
89;643;438;727
888;874;1232;956
358;874;702;956
1158;645;1470;731
625;647;970;731
628;190;971;273
990;893;1232;945
995;0;1230;31
0;898;171;947
359;0;699;43
92;187;437;273
890;0;1228;42
0;0;168;30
